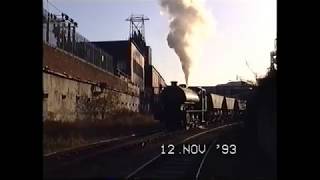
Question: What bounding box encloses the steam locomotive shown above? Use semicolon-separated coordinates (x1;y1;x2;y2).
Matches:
159;81;246;130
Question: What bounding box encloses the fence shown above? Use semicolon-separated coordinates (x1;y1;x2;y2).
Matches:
43;8;114;74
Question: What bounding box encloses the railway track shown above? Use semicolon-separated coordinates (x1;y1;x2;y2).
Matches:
44;122;242;178
127;140;216;179
126;123;239;179
44;129;169;172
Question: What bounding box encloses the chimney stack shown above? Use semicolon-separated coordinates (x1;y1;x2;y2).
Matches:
171;81;177;86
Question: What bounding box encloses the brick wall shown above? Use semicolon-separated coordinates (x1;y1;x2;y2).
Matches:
43;44;136;95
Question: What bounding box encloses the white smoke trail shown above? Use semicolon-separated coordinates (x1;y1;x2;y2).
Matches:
159;0;215;85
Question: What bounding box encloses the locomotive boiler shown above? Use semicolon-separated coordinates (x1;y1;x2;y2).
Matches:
160;81;203;130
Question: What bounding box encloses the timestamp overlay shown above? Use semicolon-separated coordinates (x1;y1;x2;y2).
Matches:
127;123;242;179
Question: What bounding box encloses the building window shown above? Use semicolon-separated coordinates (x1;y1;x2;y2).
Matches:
43;93;48;98
62;95;66;99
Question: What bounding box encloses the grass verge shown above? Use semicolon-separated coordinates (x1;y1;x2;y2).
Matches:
43;109;160;154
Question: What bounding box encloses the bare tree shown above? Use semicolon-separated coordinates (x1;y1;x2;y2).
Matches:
75;89;119;121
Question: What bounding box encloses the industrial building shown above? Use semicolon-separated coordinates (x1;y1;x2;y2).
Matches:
42;8;166;121
92;40;146;90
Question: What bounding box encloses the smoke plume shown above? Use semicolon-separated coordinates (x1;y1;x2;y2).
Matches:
159;0;214;85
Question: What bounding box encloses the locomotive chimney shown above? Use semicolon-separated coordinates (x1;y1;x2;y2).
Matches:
171;81;177;86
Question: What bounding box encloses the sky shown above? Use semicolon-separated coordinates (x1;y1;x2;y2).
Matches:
43;0;277;86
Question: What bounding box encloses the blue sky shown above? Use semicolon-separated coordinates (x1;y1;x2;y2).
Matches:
44;0;276;86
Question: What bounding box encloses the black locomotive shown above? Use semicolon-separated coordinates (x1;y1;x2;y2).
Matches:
159;81;246;130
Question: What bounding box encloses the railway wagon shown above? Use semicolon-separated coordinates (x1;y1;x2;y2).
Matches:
238;99;247;112
225;97;240;122
159;81;246;130
206;93;226;124
237;99;247;120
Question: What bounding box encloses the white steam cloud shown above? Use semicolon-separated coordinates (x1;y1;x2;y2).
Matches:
159;0;214;85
